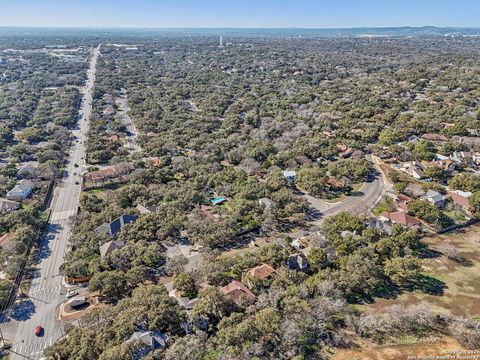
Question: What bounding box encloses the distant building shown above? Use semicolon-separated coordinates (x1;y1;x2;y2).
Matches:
420;133;448;142
258;197;273;209
0;198;20;214
95;214;137;237
6;184;32;201
99;240;125;258
421;190;446;208
127;330;168;360
366;218;392;235
220;280;256;303
283;170;296;182
447;190;472;209
136;203;156;214
246;264;275;280
380;211;421;228
396;161;425;180
210;197;227;205
286;253;309;271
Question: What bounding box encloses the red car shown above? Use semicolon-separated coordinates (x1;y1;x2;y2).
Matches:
34;326;43;336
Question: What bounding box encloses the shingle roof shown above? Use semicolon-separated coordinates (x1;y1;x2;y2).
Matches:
99;240;125;258
247;264;275;279
95;214;137;237
220;280;256;302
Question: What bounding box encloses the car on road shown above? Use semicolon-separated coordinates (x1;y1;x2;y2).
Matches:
75;181;80;185
74;163;79;167
35;325;43;336
66;290;79;299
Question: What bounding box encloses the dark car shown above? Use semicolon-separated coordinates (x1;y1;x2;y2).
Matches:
35;325;43;336
74;163;79;168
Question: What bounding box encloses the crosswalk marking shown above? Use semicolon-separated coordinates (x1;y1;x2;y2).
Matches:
50;209;76;221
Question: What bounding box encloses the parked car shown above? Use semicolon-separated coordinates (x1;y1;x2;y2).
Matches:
66;290;79;299
74;163;79;168
35;326;43;336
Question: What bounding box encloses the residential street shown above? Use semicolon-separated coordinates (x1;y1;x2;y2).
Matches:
304;156;390;226
6;46;100;360
116;89;141;154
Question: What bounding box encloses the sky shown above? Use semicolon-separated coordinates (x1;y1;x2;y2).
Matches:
0;0;479;28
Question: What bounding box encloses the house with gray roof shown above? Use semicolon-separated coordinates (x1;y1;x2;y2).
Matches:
126;330;168;359
421;190;446;208
95;214;137;237
99;240;125;258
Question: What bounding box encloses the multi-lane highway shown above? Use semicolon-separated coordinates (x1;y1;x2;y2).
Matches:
9;45;100;360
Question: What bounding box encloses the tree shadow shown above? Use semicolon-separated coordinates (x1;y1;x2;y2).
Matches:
9;299;36;321
419;248;442;259
35;223;61;263
450;256;474;267
411;275;447;296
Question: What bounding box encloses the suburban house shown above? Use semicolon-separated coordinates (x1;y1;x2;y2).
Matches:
420;133;448;142
200;204;219;220
396;161;425;179
246;264;275;281
447;190;472;210
0;232;15;250
380;211;421;228
283;170;296;182
395;193;412;212
324;178;347;192
422;190;446;208
220;280;256;303
286;253;309;271
210;196;227;206
366;218;392;235
127;330;169;359
136;203;156;214
258;197;274;209
6;183;33;201
450;151;480;165
0;198;20;214
88;163;135;184
16;161;38;179
99;240;125;258
432;158;456;172
95;214;137;237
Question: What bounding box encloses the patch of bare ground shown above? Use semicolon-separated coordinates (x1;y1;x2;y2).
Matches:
332;337;463;360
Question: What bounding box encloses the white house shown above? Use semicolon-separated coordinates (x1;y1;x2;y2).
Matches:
6;184;32;201
0;198;20;214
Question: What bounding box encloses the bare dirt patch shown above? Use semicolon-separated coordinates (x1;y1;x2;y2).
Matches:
332;338;463;360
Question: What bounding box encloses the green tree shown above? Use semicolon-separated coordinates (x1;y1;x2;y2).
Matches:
174;272;198;299
384;256;422;285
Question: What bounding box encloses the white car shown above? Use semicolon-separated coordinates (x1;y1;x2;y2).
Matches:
66;290;79;299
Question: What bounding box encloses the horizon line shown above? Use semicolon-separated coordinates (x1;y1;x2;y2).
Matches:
1;25;479;30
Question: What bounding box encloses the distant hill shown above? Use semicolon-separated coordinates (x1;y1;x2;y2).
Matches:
0;26;479;38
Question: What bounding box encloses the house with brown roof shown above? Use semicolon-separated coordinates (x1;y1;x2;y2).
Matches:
447;190;472;210
395;194;412;213
380;211;421;228
0;232;15;249
247;264;275;280
220;280;256;303
420;133;448;142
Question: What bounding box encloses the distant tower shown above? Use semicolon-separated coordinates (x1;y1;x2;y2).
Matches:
219;36;224;47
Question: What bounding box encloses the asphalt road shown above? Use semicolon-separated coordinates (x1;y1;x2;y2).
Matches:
116;90;141;154
304;159;388;226
8;46;100;360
